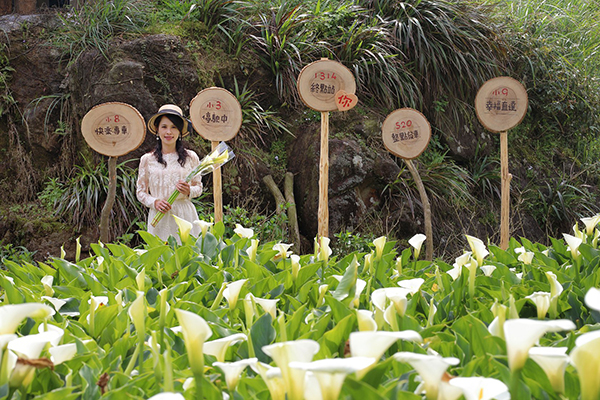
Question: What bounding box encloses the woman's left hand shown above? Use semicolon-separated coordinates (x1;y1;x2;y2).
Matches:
176;180;191;196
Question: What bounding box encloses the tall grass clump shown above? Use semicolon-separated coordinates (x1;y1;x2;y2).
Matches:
40;158;145;238
498;0;600;161
53;0;148;64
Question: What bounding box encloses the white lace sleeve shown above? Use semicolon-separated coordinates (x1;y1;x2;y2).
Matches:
188;150;203;199
136;154;157;209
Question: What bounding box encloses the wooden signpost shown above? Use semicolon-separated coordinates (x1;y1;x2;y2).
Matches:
475;76;528;250
189;87;242;223
381;108;433;260
297;58;357;238
81;102;146;243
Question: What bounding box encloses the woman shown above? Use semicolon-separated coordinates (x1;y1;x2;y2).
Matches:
136;104;202;241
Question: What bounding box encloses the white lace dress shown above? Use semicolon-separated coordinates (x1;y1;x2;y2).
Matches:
136;150;203;241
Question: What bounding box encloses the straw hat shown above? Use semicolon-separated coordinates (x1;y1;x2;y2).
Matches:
147;104;192;136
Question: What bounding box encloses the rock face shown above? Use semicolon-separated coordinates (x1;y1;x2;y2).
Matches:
68;34;201;160
289;123;401;239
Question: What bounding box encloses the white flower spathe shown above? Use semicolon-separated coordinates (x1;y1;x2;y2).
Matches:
504;318;575;372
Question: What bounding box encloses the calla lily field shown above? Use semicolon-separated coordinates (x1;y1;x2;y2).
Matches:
2;215;600;400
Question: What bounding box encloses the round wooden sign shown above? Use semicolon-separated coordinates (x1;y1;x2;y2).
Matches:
297;59;356;112
475;76;528;133
189;87;242;141
81;102;146;157
382;108;431;160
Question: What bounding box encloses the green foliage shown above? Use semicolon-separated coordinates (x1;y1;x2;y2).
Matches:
0;243;36;265
500;0;600;163
198;205;290;243
523;177;600;236
39;158;145;238
333;230;375;256
52;0;148;63
230;77;292;146
0;41;16;116
2;216;600;398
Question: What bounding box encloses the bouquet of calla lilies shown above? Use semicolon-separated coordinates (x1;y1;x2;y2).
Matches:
151;141;234;227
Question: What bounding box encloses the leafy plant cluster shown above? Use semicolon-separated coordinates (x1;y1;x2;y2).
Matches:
1;214;600;399
38;158;146;238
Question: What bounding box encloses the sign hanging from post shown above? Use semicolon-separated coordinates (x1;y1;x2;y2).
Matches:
81;102;146;243
297;59;357;239
81;102;146;157
381;108;434;260
475;76;528;250
190;87;242;223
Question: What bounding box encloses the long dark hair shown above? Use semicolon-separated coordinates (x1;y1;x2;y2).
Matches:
152;114;189;167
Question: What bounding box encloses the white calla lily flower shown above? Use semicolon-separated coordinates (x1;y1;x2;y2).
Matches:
373;236;387;261
581;214;600;236
563;233;583;259
250;361;286;400
290;254;301;280
41;296;67;313
465;235;489;266
0;303;55;335
41;275;54;297
315;236;332;263
397;278;424;294
147;393;185;400
526;292;551;319
214;358;257;392
350;331;422;359
223;279;248;310
570;330;600;400
262;340;319;400
193;219;213;238
355;310;377;332
246;239;259;262
173;215;193;242
584;287;600;311
408;233;427;260
289;357;376;400
518;251;534;265
394;352;460;400
480;265;496;276
204;333;248;363
504;318;575;372
128;291;146;339
49;343;78;366
174;309;213;376
449;377;509;400
272;242;293;261
529;347;569;394
234;224;254;238
252;296;280;319
7;329;64;388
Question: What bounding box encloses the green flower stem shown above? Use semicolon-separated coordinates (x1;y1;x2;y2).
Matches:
211;283;226;311
164;343;174;392
194;372;204;400
124;342;141;376
509;369;523;399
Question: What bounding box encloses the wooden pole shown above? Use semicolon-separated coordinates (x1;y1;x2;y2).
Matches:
284;172;301;253
212;141;223;223
100;157;117;243
500;131;512;250
404;159;433;261
318;112;329;238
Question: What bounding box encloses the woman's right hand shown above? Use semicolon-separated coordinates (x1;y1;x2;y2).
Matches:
154;199;172;213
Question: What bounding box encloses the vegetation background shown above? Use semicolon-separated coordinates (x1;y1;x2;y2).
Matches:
0;0;598;262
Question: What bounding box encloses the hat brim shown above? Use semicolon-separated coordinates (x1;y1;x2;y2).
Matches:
147;111;193;137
